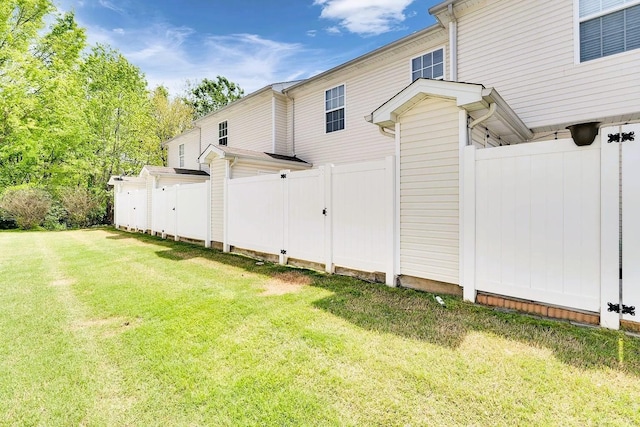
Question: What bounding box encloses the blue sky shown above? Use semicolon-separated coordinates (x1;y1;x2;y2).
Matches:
55;0;442;96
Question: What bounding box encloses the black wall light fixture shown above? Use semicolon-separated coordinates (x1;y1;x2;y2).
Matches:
566;122;600;146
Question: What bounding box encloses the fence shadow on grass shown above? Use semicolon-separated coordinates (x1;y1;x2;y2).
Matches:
102;227;640;376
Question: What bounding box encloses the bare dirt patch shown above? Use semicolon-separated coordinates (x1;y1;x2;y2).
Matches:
261;271;313;296
71;317;141;338
50;278;75;287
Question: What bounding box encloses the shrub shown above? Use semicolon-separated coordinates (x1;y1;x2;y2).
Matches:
0;187;52;229
60;187;102;228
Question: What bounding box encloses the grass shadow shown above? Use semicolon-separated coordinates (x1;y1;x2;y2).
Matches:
102;227;640;376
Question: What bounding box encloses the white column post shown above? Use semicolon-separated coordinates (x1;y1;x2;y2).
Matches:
462;144;477;302
384;155;396;286
324;164;335;274
601;127;621;329
223;160;230;252
458;109;469;295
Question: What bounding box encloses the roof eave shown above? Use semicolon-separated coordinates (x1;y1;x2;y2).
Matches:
371;79;532;144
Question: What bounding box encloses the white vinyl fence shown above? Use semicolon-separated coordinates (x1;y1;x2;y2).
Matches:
151;182;209;242
227;157;395;284
464;139;601;312
114;186;147;231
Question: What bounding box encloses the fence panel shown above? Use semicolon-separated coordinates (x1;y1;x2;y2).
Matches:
332;160;388;273
176;182;208;241
227;174;284;254
286;168;325;264
132;189;147;231
473;139;601;312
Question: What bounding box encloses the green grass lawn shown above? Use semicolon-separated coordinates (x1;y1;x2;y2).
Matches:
1;229;639;426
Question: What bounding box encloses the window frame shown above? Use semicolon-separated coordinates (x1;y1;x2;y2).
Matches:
218;120;228;146
178;143;184;167
574;0;640;63
324;83;346;134
409;46;446;82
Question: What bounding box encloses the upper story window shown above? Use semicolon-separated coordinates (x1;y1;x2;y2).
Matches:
325;84;345;133
411;48;444;81
579;0;640;61
178;144;184;167
218;121;228;146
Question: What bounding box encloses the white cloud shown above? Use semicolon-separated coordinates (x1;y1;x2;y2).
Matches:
325;26;341;35
75;19;327;95
98;0;124;14
314;0;415;36
306;30;317;37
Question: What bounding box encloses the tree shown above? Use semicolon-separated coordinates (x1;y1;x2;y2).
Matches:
150;85;194;165
81;44;157;188
185;76;244;119
0;4;87;188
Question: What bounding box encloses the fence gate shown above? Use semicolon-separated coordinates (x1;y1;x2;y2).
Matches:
619;124;640;323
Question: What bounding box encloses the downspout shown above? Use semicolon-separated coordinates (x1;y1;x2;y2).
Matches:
378;125;395;138
448;3;458;81
467;102;496;146
198;126;202;171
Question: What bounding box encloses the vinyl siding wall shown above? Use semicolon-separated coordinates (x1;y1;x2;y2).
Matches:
288;32;448;166
210;159;225;243
199;92;274;153
274;94;289;155
399;97;460;285
456;0;640;130
167;130;200;169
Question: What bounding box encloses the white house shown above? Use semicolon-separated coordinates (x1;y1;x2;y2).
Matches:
113;0;640;330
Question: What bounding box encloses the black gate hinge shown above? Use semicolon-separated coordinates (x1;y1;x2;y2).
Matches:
607;303;636;316
280;249;287;255
607;131;635;143
280;173;287;179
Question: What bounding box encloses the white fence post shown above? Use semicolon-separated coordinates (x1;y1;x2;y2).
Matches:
206;178;212;248
384;156;395;286
601;128;621;329
280;169;290;265
174;184;180;242
324;164;334;273
462;145;477;302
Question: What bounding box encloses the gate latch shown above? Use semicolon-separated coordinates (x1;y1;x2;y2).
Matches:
607;303;636;316
322;208;327;216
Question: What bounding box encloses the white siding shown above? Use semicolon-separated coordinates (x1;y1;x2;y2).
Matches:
457;0;640;130
288;32;448;166
199;92;274;153
166;130;200;169
274;94;289;155
210;159;225;243
399;97;460;284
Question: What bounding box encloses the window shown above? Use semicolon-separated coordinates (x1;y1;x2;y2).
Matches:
411;48;444;81
218;121;228;146
325;84;345;133
178;144;184;167
579;0;640;61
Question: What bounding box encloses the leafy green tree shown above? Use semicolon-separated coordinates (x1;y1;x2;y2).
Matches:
81;44;157;189
0;4;87;188
185;76;244;119
150;85;194;165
